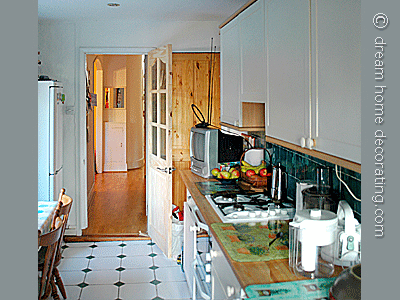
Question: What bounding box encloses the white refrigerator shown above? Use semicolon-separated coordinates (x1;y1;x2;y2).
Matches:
38;80;65;201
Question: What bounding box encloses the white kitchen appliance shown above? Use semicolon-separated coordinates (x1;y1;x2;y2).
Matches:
289;209;338;278
38;80;65;201
332;200;361;267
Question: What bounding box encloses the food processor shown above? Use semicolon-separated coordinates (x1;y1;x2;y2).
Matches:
289;208;338;278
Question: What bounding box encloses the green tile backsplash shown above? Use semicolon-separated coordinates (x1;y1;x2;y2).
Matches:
264;142;361;222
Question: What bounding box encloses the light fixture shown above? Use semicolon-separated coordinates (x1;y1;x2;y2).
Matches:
107;3;120;7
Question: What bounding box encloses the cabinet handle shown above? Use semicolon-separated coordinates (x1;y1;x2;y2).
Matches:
306;138;315;149
300;137;315;149
300;137;306;148
227;286;235;297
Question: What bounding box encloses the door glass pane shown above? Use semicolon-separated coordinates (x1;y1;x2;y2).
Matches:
160;60;167;89
152;93;157;123
152;126;158;156
160;128;166;160
160;93;166;125
151;61;157;90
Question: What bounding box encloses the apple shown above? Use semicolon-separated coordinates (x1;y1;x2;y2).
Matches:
229;167;236;173
217;172;223;179
220;171;231;179
259;168;268;177
231;169;240;178
211;168;220;177
246;169;256;177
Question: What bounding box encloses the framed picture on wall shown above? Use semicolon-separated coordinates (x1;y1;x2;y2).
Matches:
104;87;125;109
114;88;124;108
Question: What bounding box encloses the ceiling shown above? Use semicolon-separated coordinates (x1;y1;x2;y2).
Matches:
38;0;249;23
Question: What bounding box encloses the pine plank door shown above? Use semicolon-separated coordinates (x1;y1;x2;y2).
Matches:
146;45;173;258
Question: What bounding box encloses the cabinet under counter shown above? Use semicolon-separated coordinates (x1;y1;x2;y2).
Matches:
179;170;344;297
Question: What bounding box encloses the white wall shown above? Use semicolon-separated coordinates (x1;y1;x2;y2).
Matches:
38;18;221;235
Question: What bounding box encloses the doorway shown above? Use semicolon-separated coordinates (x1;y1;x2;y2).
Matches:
81;53;148;240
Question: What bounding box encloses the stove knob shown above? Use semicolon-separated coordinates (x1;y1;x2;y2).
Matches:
269;210;276;216
275;208;281;214
249;212;256;218
281;210;288;215
261;211;269;218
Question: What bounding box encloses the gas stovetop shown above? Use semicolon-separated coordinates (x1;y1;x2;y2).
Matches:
205;192;295;223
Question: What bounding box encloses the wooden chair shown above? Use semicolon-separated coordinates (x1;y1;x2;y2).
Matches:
39;188;73;299
38;217;63;300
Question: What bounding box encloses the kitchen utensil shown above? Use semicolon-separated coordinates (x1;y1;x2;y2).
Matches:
289;209;338;278
270;163;287;204
329;264;361;300
269;231;283;247
333;200;361;267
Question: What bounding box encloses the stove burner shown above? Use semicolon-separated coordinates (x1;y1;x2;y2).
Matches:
208;191;295;220
233;203;245;211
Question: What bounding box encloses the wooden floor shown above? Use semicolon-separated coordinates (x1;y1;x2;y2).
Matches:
66;167;148;242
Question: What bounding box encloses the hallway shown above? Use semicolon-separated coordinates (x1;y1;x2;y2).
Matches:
74;167;147;240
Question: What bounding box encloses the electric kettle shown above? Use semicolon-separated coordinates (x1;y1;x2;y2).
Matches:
270;163;287;204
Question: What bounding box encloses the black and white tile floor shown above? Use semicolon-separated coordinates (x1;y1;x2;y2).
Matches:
58;239;191;300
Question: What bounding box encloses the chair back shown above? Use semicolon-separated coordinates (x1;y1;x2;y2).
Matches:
38;217;63;300
52;188;73;263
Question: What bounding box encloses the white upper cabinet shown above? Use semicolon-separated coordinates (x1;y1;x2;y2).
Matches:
221;0;361;163
311;0;361;163
220;17;241;126
220;0;266;128
265;0;361;163
239;0;266;103
265;0;310;145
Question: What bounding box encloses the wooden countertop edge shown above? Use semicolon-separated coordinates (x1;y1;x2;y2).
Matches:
178;170;342;290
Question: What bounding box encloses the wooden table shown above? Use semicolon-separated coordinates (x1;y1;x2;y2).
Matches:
38;201;58;235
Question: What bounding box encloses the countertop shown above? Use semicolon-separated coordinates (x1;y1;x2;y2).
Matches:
179;170;343;291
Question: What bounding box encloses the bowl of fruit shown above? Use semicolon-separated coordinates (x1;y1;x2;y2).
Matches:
239;148;272;188
211;166;241;184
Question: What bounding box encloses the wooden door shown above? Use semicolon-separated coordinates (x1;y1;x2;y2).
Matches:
146;45;173;258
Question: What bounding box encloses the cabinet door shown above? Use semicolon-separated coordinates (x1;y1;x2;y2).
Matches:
313;0;361;163
220;18;241;126
211;236;242;299
266;0;310;145
239;0;266;103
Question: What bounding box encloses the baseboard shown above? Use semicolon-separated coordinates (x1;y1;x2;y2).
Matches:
65;234;151;242
127;158;144;169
